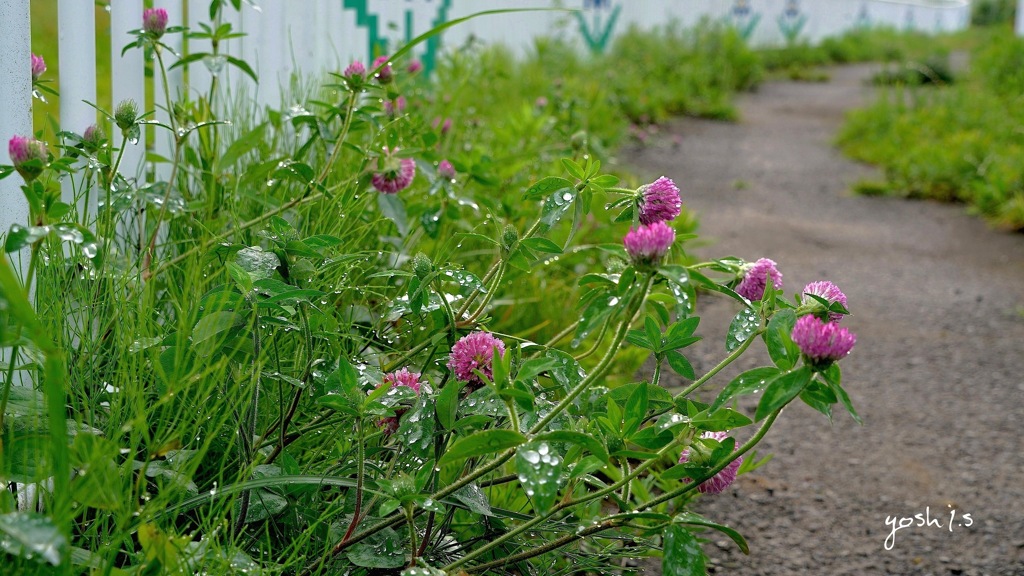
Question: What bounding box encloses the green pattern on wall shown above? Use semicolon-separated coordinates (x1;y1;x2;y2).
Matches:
343;0;453;75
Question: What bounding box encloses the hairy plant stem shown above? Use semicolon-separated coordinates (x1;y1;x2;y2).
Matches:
233;308;263;535
340;421;366;543
651;356;663;387
675;326;764;400
405;503;418;567
466;520;619;574
317;92;358;183
529;273;654;435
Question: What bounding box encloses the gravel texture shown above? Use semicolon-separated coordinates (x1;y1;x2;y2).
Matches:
622;64;1024;576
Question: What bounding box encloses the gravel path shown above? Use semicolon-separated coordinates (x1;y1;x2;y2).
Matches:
622;64;1024;576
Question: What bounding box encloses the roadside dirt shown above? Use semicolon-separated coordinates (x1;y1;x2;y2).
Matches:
622;64;1024;576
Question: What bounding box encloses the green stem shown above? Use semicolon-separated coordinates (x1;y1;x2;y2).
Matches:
405;503;418;567
465;520;618;574
674;327;763;400
341;422;366;543
529;274;653;435
651;356;663;387
317;92;358;184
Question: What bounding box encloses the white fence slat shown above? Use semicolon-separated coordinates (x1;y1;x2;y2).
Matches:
0;0;33;271
110;0;147;181
58;0;97;212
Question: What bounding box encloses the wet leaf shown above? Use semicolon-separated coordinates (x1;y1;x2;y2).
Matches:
673;511;749;554
755;366;813;421
515;441;564;514
726;307;759;352
438;429;526;466
662;524;706;576
0;512;66;566
346;527;405;569
709;366;782;413
764;309;799;370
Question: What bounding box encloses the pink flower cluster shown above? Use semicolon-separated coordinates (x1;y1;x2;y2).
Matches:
623;221;675;267
143;8;169;38
437;160;456;180
736;258;783;301
802;280;848;323
447;331;505;390
372;147;416;194
679;431;743;494
372;55;393;84
8;136;47;182
344;60;366;79
376;368;424;435
791;314;856;366
31;54;46;82
637;176;682;225
384;96;407;117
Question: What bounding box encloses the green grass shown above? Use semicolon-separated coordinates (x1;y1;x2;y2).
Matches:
837;27;1024;230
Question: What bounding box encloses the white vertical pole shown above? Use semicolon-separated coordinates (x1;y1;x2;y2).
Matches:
58;0;98;215
187;0;213;100
260;2;286;108
0;0;33;262
1016;0;1024;35
110;0;147;182
0;0;33;383
152;0;183;181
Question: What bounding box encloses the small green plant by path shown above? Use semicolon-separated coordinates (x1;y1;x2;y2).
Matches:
838;28;1024;230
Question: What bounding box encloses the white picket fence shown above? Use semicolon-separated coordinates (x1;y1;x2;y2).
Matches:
0;0;973;260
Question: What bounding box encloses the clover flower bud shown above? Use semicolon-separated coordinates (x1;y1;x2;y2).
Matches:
502;224;519;251
679;431;743;494
143;8;169;38
31;54;46;82
437;159;456;180
412;252;433;279
372;55;393;85
8;136;48;183
114;99;139;131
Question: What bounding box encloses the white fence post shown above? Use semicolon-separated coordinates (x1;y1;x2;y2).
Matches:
110;0;147;183
1017;0;1024;35
0;0;33;272
58;0;97;217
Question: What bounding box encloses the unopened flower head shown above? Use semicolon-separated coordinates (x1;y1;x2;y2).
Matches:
8;136;48;182
791;314;857;368
143;8;169;38
372;55;393;84
447;331;506;389
636;176;682;225
384;96;407;116
31;54;46;82
344;60;366;79
372;147;416;194
437;159;456;180
623;221;675;267
433;116;452;136
376;368;424;434
735;258;783;301
802;280;848;323
114;99;139;131
679;431;743;494
407;59;423;74
83;124;106;148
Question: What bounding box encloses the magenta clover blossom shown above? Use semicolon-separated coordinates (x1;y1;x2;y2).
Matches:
636;176;682;225
791;314;857;368
447;331;506;391
623;221;675;268
735;258;783;301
